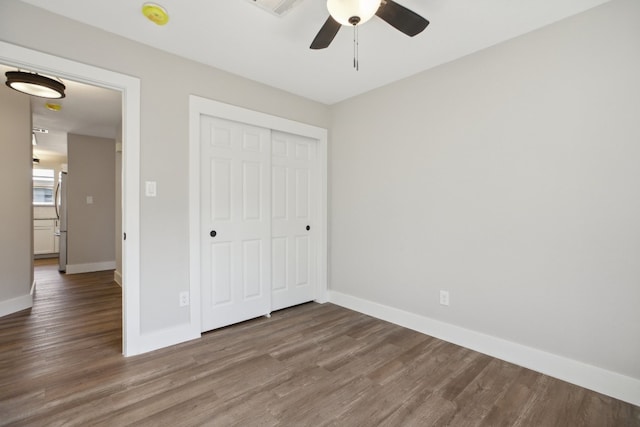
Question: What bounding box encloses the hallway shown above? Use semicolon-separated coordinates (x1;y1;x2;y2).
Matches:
0;259;122;424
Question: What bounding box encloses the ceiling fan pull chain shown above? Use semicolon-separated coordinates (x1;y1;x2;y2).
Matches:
356;24;359;71
353;24;359;71
353;25;356;70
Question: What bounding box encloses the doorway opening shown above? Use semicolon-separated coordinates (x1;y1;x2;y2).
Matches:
0;41;141;356
25;75;122;278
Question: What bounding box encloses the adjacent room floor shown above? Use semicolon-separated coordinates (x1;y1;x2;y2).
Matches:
0;259;638;426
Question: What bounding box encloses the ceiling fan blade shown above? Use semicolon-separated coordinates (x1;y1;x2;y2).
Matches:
375;0;429;37
310;16;342;49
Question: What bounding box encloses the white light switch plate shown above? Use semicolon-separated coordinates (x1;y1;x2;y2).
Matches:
145;181;157;197
86;196;93;204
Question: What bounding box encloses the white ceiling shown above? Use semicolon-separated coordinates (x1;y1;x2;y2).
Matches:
6;0;611;158
19;0;610;105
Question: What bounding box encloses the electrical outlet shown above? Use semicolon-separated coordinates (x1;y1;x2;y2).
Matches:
179;291;189;307
439;290;450;306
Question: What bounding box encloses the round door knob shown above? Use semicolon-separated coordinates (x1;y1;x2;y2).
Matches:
306;225;310;231
210;230;217;237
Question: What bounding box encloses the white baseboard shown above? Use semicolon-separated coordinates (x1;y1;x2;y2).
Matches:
66;261;116;275
0;293;33;318
130;323;201;356
113;270;122;287
30;279;36;295
328;290;640;407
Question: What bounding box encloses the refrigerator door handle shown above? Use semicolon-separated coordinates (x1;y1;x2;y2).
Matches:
55;180;61;220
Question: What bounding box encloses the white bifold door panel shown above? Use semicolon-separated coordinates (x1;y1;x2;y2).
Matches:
271;131;317;311
200;116;272;332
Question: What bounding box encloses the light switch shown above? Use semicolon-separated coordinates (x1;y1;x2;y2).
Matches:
145;181;157;197
86;196;93;204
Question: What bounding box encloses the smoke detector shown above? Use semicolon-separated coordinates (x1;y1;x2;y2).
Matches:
247;0;303;17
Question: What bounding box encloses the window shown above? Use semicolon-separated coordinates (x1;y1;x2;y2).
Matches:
33;168;55;206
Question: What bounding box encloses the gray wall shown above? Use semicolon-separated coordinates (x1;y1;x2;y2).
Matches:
67;134;116;267
0;82;32;309
0;0;329;332
330;0;640;380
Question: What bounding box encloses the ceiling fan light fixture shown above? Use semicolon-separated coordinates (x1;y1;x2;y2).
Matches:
327;0;380;26
5;71;66;99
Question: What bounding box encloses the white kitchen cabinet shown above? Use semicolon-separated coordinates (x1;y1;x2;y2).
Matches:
34;219;56;255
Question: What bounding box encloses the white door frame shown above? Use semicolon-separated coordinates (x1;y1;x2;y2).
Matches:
0;41;142;356
189;95;328;335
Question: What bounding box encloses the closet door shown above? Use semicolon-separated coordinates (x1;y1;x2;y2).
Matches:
200;116;271;332
271;131;317;311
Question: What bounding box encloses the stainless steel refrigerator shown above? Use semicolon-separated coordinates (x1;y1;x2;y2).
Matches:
55;171;68;272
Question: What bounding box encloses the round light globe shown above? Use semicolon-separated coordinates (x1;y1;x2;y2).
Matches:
327;0;381;26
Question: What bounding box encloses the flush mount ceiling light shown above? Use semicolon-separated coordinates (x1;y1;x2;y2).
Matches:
142;2;169;25
5;71;66;99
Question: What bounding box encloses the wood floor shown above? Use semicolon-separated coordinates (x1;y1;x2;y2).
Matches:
0;259;638;426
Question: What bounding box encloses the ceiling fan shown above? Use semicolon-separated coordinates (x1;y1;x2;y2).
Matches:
310;0;429;50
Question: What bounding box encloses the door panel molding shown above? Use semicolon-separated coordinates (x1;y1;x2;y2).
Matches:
200;116;272;332
271;131;318;311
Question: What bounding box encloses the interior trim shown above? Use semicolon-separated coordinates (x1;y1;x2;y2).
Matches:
65;261;117;275
329;290;640;407
0;294;33;318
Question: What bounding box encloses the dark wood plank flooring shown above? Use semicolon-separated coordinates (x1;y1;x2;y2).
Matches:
0;259;638;426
